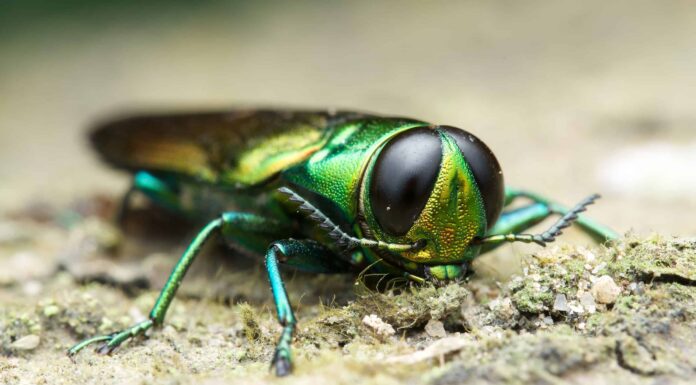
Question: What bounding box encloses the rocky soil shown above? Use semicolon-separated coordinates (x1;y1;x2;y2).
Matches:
1;197;694;385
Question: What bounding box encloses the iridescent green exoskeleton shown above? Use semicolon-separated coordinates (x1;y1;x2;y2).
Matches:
67;109;618;375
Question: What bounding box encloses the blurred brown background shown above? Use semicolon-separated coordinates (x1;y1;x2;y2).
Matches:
1;0;695;235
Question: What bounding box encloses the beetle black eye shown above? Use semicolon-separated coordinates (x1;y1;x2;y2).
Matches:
440;126;504;229
369;127;442;236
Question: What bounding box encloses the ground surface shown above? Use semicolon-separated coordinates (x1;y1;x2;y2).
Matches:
1;199;695;385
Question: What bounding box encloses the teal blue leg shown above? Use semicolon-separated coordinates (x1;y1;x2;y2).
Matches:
67;212;288;357
265;239;347;376
116;171;183;224
133;171;182;213
501;187;618;241
487;202;550;237
220;212;292;254
476;193;614;250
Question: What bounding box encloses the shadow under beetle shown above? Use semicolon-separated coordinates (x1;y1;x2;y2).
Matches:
67;109;618;376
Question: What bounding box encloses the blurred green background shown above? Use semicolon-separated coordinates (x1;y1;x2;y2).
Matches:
1;0;695;235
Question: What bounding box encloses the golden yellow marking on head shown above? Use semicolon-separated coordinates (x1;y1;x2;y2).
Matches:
399;133;487;264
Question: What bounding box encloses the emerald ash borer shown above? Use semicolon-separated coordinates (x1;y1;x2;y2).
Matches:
67;109;618;376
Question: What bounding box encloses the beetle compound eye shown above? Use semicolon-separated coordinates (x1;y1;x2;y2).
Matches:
440;126;504;229
370;127;442;236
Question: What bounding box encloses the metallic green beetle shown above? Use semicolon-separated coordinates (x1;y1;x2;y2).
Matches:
67;109;617;376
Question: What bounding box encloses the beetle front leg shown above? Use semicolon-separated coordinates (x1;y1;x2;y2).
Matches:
497;187;619;242
264;239;349;376
476;194;610;249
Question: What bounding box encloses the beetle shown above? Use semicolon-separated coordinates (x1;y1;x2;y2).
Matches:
67;109;618;376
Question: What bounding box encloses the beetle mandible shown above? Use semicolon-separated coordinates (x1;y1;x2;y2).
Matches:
67;109;618;376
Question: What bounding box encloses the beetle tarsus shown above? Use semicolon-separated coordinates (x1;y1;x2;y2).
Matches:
272;349;293;377
96;343;114;355
68;319;154;358
539;193;600;243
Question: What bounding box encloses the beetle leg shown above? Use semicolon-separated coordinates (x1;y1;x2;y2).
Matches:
264;239;348;376
133;171;183;213
67;217;223;356
219;212;293;255
67;212;289;357
115;171;183;224
475;194;609;249
487;202;550;239
497;187;619;242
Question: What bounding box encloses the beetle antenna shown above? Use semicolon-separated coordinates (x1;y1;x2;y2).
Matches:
474;194;601;247
278;187;420;252
539;194;601;244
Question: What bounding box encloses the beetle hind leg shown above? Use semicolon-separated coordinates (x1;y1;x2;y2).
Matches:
67;320;154;356
116;171;185;224
67;212;290;358
67;217;223;356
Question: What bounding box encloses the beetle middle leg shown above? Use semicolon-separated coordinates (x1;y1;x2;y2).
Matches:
67;212;289;357
264;239;350;376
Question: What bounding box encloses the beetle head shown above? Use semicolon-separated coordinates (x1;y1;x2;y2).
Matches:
360;125;504;265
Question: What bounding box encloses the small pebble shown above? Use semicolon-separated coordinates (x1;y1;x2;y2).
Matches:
362;314;395;339
580;292;597;313
11;335;40;351
553;294;568;312
591;275;621;304
488;297;516;319
424;319;447;338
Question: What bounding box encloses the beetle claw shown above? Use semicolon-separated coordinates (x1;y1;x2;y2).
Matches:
274;356;292;377
271;348;293;377
96;343;114;355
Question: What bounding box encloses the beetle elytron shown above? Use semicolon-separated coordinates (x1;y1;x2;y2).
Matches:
67;109;618;376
